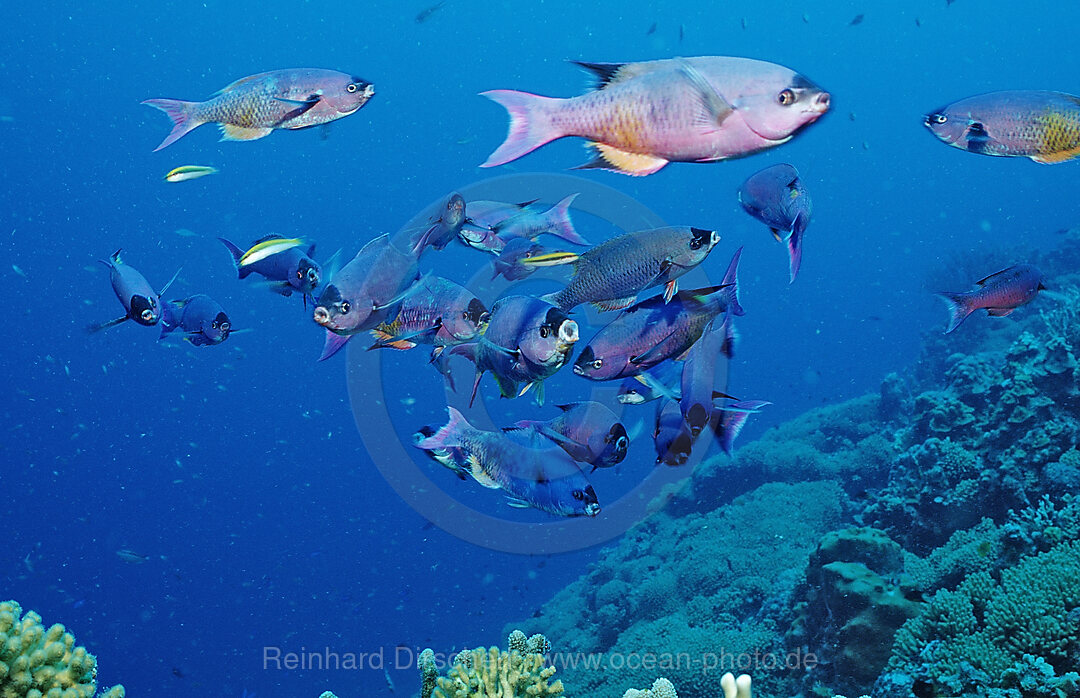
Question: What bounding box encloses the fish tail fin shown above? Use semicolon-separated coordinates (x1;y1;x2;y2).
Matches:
217;237;252;278
415;406;471;450
318;330;353;361
479;90;563;167
713;400;770;455
722;246;745;316
937;292;974;334
787;219;804;283
544;193;590;245
142;98;203;151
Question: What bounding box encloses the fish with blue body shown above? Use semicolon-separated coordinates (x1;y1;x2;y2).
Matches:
490;238;576;281
711;400;771;455
505;401;629;470
679;316;735;436
536;226;721;311
654;399;694;466
219;235;321;301
738;163;812;282
414;407;601;516
924;91;1080;163
451;295;579;406
465;195;590;247
369;276;488;351
160;295;232;346
89;250;178;333
937;264;1047;333
573;248;743;381
314;235;421;360
481;56;830;175
617;362;682;405
143;69;374;151
411;193;467;254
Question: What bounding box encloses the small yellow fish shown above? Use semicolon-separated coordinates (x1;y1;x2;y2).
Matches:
165;165;218;183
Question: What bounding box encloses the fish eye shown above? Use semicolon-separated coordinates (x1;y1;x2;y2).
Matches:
211;321;219;329
932;113;948;124
539;326;550;338
617;436;629;450
140;309;154;321
347;83;359;93
592;359;603;370
572;490;585;501
777;89;796;106
340;301;351;314
221;322;230;331
690;238;703;250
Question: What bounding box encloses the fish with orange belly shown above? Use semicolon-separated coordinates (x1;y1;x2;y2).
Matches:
143;68;374;151
480;56;830;176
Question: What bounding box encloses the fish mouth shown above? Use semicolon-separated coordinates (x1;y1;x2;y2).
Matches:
313;307;333;327
573;364;585;376
583;502;601;516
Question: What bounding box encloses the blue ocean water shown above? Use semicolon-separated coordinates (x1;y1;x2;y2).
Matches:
1;1;1078;695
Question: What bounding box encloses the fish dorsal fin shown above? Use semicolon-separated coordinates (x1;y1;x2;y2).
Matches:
220;124;274;141
214;73;267;95
676;58;734;127
572;60;669;90
253;233;287;245
974;267;1013;286
577;143;669;176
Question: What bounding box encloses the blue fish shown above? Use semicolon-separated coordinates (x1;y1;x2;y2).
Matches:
160;295;232;346
415;407;600;517
505;401;629;470
219;235;321;302
88;250;179;333
738;164;812;282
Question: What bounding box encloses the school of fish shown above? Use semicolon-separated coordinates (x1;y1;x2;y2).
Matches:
90;52;1066;517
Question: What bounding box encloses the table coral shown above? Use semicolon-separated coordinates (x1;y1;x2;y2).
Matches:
0;600;124;698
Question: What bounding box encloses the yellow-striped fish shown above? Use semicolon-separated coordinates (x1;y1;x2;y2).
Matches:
165;165;218;182
238;237;305;267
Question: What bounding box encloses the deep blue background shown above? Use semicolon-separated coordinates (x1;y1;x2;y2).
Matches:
2;1;1078;695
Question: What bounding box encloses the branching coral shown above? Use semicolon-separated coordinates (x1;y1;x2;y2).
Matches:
428;631;561;698
0;600;124;698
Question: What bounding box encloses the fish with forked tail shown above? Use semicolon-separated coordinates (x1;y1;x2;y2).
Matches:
219;235;321;301
160;294;232;346
481;56;829;175
143;69;374;151
504;401;629;470
414;407;601;517
937;264;1047;333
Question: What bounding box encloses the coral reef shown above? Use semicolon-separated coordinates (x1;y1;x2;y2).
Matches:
427;631;562;698
0;600;124;698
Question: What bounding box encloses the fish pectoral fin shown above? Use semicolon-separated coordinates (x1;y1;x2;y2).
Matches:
675;57;734;127
629;337;675;366
591;296;637;312
505;497;533;509
985;307;1015;317
576;143;669;176
486;342;521;360
770;228;783;242
219;124;274;141
87;315;129;334
663;279;678;304
275;94;322;124
973;267;1014;286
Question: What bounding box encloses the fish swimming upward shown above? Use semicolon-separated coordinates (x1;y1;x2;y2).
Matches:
143;69;375;151
924;91;1080;163
481;56;830;175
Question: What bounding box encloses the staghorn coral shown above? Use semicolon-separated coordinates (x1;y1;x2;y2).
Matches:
429;631;561;698
0;600;124;698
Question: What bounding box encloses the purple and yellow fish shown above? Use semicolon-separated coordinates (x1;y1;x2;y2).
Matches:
924;91;1080;163
937;264;1046;333
143;69;374;151
481;56;830;176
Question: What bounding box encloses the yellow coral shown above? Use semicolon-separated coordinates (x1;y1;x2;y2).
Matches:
432;646;562;698
0;601;123;698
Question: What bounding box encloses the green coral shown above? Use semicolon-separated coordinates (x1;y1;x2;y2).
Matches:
0;600;124;698
891;540;1080;691
429;631;561;698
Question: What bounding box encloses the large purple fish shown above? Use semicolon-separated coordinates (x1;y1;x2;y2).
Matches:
143;69;375;151
924;91;1080;163
481;56;830;176
218;235;321;301
537;226;720;311
737;163;812;282
415;407;601;517
313;235;420;360
573;248;743;381
159;294;232;347
451;295;579;406
937;264;1046;333
679;316;734;437
88;250;178;333
506;401;629;470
